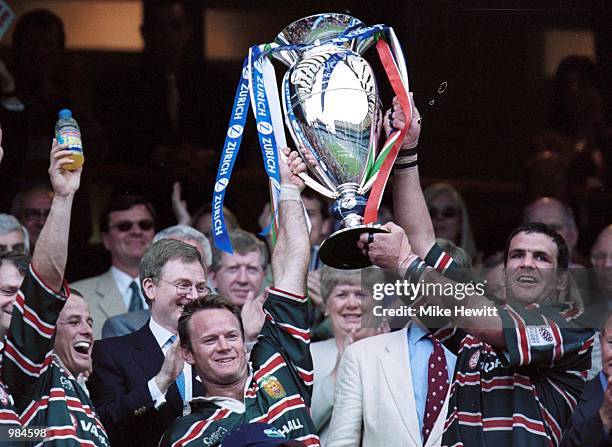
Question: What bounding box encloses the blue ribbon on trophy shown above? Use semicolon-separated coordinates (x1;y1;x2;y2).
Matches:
211;58;250;253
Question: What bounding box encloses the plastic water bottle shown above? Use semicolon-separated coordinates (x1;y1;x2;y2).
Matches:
55;109;84;170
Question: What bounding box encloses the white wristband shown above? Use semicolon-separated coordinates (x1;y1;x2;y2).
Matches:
280;183;302;202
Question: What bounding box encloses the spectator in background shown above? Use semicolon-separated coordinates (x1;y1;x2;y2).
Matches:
581;224;612;380
522;197;584;267
0;214;29;255
11;182;52;248
310;265;389;445
154;224;212;268
423;183;478;261
101;224;211;338
209;229;267;308
72;195;156;339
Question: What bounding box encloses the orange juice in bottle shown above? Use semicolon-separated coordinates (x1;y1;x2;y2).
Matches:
55;109;84;170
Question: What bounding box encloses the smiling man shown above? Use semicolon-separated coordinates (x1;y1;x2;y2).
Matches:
159;149;319;447
0;139;108;444
53;290;94;375
210;229;267;308
88;239;207;447
72;195;156;339
355;96;595;447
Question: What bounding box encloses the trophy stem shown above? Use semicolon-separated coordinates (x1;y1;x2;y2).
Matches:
335;183;364;228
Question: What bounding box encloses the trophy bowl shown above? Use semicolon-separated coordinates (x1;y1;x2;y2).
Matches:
274;14;390;269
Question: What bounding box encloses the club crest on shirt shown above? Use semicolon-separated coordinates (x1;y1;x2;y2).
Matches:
469;351;480;370
261;375;286;399
526;326;555;347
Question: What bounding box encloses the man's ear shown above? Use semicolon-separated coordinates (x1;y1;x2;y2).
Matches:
209;271;218;289
181;345;195;366
142;278;155;303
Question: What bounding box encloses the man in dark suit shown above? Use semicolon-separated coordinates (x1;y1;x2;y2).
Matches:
561;310;612;447
87;239;208;447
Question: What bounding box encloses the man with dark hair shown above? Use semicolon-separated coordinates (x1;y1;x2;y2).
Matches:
0;138;108;444
351;96;594;447
88;238;207;447
159;149;319;446
72;195;156;338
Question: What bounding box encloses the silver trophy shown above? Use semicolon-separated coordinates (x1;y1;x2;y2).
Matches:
273;14;408;269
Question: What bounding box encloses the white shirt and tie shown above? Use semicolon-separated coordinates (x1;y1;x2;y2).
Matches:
146;318;193;414
110;267;148;311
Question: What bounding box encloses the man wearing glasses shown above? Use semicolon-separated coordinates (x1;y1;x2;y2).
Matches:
88;238;208;447
72;195;157;338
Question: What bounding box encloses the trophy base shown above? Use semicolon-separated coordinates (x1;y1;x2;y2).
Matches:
318;225;389;269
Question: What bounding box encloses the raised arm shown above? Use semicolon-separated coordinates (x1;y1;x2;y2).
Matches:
4;139;81;411
271;148;310;295
32;139;82;290
363;222;505;349
386;95;436;258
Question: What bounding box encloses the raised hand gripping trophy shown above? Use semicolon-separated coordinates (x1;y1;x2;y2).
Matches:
211;13;411;269
273;14;411;269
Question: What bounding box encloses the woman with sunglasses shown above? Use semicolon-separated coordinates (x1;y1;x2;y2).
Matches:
423;183;478;261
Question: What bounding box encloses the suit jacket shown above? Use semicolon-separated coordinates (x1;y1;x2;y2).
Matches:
560;376;612;447
311;338;339;445
326;328;450;447
102;309;150;338
72;268;125;339
88;322;205;447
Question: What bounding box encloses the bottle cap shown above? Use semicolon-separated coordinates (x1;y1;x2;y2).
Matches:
58;109;72;119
